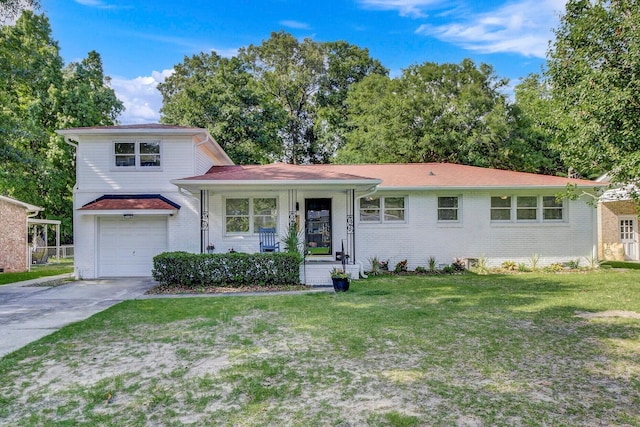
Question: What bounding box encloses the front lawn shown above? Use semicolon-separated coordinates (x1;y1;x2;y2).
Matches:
0;259;74;285
1;271;639;426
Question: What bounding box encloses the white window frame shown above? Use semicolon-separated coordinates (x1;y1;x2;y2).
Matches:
224;197;278;235
359;196;407;224
437;196;460;222
490;195;566;223
113;140;162;171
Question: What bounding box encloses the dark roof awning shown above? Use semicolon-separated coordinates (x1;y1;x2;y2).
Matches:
78;194;180;215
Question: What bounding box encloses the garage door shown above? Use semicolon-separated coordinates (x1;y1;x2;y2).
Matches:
98;217;167;277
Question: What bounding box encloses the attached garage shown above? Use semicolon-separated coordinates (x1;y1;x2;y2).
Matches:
98;216;167;277
78;194;181;277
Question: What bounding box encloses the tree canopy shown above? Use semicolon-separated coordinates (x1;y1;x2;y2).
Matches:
161;31;387;165
0;11;123;242
547;0;640;184
336;59;562;172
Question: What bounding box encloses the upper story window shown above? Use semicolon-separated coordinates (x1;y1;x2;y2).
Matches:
438;196;459;221
225;197;277;234
491;195;565;223
114;140;161;170
359;196;406;223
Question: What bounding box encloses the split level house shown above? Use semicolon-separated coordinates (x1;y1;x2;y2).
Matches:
57;124;607;285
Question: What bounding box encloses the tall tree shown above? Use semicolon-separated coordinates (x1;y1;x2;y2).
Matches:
0;11;123;242
315;41;387;158
239;31;326;164
509;74;566;175
0;0;38;23
158;52;285;164
547;0;640;184
338;59;516;168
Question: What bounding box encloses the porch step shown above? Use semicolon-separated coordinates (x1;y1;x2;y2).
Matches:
300;262;360;287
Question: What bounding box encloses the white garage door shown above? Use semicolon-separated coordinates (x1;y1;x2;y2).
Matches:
98;217;168;277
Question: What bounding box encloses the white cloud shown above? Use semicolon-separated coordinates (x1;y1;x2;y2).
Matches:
416;0;566;58
74;0;119;10
279;20;311;30
358;0;443;18
110;69;173;125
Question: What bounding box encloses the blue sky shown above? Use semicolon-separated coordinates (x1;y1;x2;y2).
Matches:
40;0;566;124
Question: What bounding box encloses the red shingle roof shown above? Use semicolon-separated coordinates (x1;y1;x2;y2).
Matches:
179;163;603;189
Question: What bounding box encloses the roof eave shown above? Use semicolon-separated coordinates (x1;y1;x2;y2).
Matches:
77;209;178;216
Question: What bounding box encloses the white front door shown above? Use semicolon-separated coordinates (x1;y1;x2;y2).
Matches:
98;217;168;277
620;217;639;261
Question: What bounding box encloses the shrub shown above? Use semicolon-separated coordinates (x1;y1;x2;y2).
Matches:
394;259;408;273
545;263;564;273
529;253;541;271
414;266;427;273
501;260;517;271
427;256;437;273
368;256;383;276
567;258;580;269
451;258;466;272
152;251;300;288
517;263;530;272
441;265;455;274
379;259;389;271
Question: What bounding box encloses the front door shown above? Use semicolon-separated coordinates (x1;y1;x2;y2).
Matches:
620;217;639;260
305;198;332;256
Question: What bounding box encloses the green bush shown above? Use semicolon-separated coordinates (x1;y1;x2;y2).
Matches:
152;251;300;288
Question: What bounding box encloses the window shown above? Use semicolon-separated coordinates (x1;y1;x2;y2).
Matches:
114;140;161;169
225;198;277;234
491;195;565;223
491;196;511;221
438;196;459;221
516;196;538;220
543;196;563;221
359;196;406;223
384;197;405;222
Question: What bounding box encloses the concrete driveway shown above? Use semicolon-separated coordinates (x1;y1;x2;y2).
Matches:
0;276;157;358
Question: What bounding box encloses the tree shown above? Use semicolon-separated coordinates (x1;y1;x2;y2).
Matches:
315;41;387;158
0;0;38;23
158;52;285;164
238;31;387;164
338;59;516;168
547;0;640;184
509;74;566;175
239;31;327;164
0;11;123;242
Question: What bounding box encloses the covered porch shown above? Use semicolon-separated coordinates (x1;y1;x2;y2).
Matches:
171;164;380;286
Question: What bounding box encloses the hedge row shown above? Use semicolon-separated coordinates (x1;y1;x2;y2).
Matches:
152;251;301;288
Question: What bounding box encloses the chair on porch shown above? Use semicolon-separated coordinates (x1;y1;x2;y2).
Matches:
259;227;280;253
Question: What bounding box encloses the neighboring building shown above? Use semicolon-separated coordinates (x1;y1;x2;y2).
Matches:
0;195;43;272
58;125;606;284
597;180;639;261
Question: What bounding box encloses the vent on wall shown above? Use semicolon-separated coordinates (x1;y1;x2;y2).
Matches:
0;268;4;273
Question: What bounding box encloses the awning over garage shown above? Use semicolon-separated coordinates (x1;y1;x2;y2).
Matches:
78;194;180;215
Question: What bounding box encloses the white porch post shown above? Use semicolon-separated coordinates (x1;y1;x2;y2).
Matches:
346;189;355;265
200;190;210;253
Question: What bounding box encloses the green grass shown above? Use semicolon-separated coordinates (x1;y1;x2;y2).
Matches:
0;259;74;285
1;271;640;426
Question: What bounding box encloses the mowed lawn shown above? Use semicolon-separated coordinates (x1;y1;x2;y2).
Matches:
1;271;639;426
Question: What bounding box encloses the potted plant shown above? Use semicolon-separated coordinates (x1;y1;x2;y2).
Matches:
330;267;350;292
